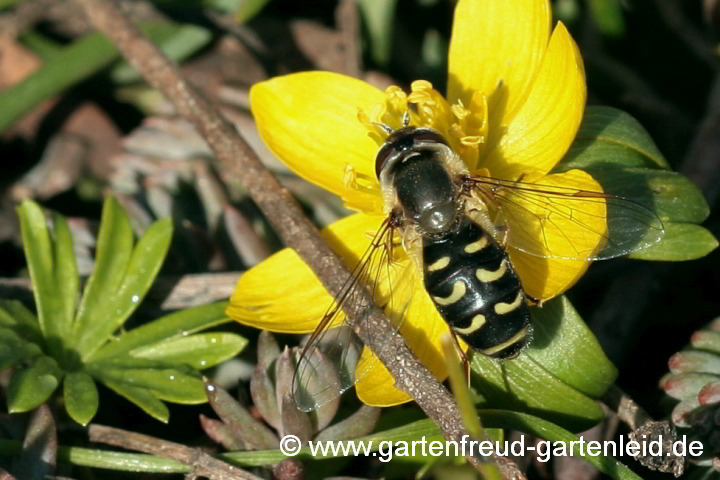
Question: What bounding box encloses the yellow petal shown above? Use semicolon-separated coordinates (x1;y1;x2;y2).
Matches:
356;276;465;406
227;213;388;333
483;22;586;181
250;72;386;211
448;0;551;117
506;170;607;300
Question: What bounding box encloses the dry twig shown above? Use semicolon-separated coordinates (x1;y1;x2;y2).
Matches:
71;0;524;477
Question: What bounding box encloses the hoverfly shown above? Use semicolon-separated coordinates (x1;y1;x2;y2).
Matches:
292;113;665;412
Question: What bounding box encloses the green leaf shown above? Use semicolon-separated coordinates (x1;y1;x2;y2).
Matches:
75;198;173;359
110;25;212;83
0;300;44;346
561;106;669;170
588;0;625;38
527;296;617;398
17;201;74;357
89;358;206;404
0;438;189;473
91;301;231;361
0;327;43;370
629;223;718;261
73;196;134;354
357;0;398;66
0;23;208;133
232;0;273;22
7;355;63;413
101;378;170;423
481;410;644;480
130;333;247;370
52;212;79;339
64;372;99;426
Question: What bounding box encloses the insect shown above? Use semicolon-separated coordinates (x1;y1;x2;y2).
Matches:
292;115;665;412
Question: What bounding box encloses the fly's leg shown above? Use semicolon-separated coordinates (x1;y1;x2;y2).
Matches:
449;328;471;387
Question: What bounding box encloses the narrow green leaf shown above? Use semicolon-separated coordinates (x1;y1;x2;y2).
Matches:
64;372;99;426
233;0;273;22
78;216;173;359
357;0;398;66
0;328;43;370
130;333;246;370
73;196;134;354
481;410;645;480
527;296;617;398
7;356;63;413
629;223;718;261
16;201;65;355
0;23;206;133
0;300;43;346
89;359;206;404
589;0;625;37
18;31;64;60
91;301;230;361
101;379;169;423
0;439;190;473
52;213;79;338
110;25;212;83
563;106;668;170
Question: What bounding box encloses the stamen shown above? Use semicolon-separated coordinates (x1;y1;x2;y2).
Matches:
343;164;382;196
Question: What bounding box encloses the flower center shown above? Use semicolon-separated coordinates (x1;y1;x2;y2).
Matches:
358;81;490;172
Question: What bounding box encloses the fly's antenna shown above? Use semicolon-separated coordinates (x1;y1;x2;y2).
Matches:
372;122;394;135
402;110;410;127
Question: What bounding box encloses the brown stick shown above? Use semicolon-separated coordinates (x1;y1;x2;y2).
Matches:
89;425;260;480
72;0;524;477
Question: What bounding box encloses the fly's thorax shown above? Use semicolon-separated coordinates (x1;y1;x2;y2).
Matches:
375;127;467;236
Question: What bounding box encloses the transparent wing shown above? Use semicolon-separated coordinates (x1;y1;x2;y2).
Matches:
466;169;665;261
292;217;414;412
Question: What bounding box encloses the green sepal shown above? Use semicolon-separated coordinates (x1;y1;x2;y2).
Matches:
88;357;207;404
64;372;99;426
129;332;247;370
16;201;77;357
7;355;63;413
101;378;170;423
481;410;644;480
472;296;613;432
90;301;231;361
74;197;173;359
629;223;718;261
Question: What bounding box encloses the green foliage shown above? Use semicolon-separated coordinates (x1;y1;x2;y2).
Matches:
2;197;246;424
357;0;398;66
472;296;616;433
0;22;212;133
555;106;718;261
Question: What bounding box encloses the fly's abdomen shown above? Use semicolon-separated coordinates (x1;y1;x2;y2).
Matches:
422;216;531;359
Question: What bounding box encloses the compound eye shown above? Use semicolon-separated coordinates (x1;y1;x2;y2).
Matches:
412;129;449;146
375;143;395;179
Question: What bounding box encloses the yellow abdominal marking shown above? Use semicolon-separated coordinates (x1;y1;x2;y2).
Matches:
476;260;508;283
494;291;524;314
427;256;451;272
433;281;467;306
464;237;489;253
454;314;486;335
481;325;532;356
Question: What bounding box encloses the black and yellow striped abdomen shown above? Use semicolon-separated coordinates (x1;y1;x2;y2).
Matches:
422;216;531;359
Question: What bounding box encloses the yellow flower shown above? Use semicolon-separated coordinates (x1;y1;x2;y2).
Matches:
228;0;605;407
